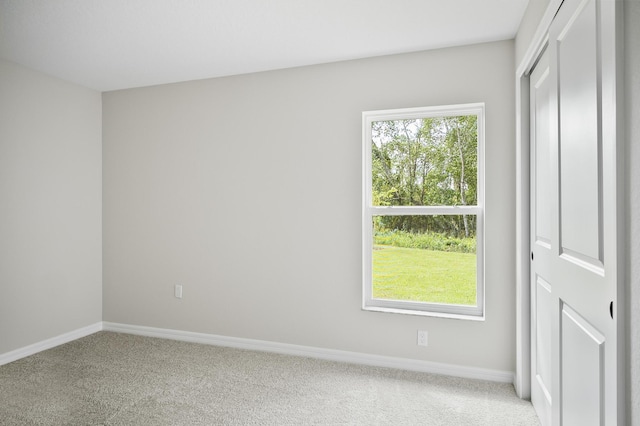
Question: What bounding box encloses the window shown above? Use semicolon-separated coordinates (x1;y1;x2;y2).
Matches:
362;103;484;318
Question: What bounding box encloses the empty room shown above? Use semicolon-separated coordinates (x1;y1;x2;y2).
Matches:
0;0;638;424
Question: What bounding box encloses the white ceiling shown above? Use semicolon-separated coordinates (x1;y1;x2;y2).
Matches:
0;0;529;92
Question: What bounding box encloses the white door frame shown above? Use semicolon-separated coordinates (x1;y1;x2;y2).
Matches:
514;0;564;399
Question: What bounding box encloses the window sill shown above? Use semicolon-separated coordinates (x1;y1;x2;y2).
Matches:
362;305;485;321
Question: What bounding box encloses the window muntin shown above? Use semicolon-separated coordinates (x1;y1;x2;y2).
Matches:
362;104;484;318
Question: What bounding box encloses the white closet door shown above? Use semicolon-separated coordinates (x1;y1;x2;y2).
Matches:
530;46;552;426
546;0;623;424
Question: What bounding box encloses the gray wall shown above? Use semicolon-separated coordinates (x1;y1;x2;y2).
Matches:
0;59;102;354
514;0;551;68
625;0;640;422
103;40;517;372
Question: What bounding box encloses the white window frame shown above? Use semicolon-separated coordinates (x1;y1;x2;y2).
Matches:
362;103;485;319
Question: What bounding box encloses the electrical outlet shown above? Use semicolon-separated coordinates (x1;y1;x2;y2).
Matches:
174;284;183;299
417;330;428;347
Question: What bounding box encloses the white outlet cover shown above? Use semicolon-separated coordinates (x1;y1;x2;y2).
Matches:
417;330;428;346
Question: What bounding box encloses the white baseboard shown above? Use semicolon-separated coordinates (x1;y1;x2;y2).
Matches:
1;321;515;384
0;322;103;366
103;322;515;384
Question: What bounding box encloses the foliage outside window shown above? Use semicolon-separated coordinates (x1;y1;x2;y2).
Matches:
362;104;484;318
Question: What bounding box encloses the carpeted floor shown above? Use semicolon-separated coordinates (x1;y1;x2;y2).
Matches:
0;332;540;425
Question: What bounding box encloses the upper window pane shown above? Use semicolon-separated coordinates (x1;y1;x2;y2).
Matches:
371;116;478;207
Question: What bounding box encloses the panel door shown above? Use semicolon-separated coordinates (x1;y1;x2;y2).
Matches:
530;46;552;426
547;0;622;424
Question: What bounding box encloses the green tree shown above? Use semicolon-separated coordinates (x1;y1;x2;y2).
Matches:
371;115;477;238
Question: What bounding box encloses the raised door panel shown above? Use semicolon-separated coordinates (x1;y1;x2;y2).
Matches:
534;64;552;250
535;277;552;404
561;303;604;425
557;0;602;268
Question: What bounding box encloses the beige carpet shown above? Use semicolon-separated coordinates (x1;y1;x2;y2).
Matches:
0;332;540;425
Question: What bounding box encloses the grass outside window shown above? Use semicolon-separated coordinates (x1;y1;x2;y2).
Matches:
372;245;476;305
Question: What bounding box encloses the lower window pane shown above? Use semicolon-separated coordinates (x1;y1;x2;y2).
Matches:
372;215;477;306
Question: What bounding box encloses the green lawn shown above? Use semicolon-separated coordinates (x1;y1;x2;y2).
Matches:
372;245;476;305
